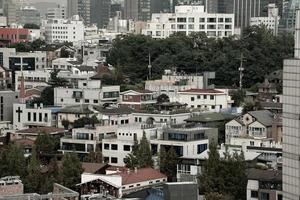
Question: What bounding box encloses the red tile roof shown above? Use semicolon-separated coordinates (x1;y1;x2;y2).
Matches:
114;167;167;185
179;89;224;94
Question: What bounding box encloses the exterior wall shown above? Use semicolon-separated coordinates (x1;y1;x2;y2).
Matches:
54;85;120;106
0;90;18;122
282;58;300;200
132;112;191;124
0;28;30;44
0;183;23;196
13;103;54;129
248;121;268;138
15;70;50;91
178;92;231;112
142;5;235;39
122;177;167;194
44;16;84;43
17;7;41;26
57;113;91;128
247;180;259;200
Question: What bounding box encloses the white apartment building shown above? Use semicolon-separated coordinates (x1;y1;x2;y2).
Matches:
15;70;50;91
145;70;215;102
142;5;235;39
102;123;158;166
50;57;81;70
102;123;217;167
13;103;60;130
60;125;118;155
177;89;233;112
54;79;120;106
250;4;280;35
132;111;191;125
44;15;84;43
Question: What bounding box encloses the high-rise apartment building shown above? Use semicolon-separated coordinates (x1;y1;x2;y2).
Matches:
67;0;78;19
3;0;18;25
124;0;151;21
46;4;66;20
280;0;300;33
282;8;300;200
17;6;41;26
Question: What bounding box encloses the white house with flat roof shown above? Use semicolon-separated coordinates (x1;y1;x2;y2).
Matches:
142;5;235;39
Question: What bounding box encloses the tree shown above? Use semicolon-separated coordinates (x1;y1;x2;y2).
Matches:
73;116;99;128
137;132;153;168
242;99;262;114
0;142;27;178
124;134;139;169
159;146;178;181
25;147;42;193
61;153;83;189
34;133;59;155
231;89;246;107
62;119;70;130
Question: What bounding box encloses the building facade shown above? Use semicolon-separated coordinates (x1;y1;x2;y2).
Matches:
17;6;41;26
142;5;235;39
46;5;67;20
0;90;18;122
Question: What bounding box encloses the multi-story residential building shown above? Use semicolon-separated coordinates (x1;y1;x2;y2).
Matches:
13;103;61;130
282;9;300;200
225;110;282;148
142;5;235;39
14;70;50;92
246;168;282;200
177;89;233;112
79;168;167;198
16;6;41;26
50;57;81;70
60;125;117;158
120;89;156;110
46;5;67;20
43;15;84;44
0;28;30;46
102;123;217;167
250;4;280;35
11;127;65;141
0;90;18;122
132;102;191;125
54;79;120;106
145;70;215;102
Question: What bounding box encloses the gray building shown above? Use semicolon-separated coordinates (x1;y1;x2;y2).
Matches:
0;90;18;122
78;0;91;25
124;0;151;21
282;9;300;200
163;182;198;200
67;0;78;19
17;6;41;26
90;0;111;28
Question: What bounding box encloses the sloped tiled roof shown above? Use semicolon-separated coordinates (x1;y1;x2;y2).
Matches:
114;167;167;185
248;110;275;127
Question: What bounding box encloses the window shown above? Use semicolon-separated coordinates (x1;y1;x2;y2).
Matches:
218;18;224;22
94;99;98;103
204;95;207;99
250;191;258;198
28;112;31;121
210;95;214;100
208;18;216;22
123;145;130;151
111;144;118;150
199;18;205;22
207;24;216;29
250;141;254;146
197;144;207;154
104;143;109;150
111;157;118;163
191;97;195;101
104;157;109;162
261;192;269;200
83;83;87;86
188;24;194;29
135;117;138;122
225;18;232;23
199;24;205;29
85;99;89;103
75;99;80;102
33;112;36;121
177;17;186;22
188;17;194;22
39;113;42;122
197;95;201;99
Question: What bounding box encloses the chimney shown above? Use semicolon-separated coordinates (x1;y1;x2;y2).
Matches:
295;9;300;58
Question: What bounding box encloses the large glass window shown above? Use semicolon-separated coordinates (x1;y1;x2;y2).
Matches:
197;144;208;154
168;133;187;141
177;17;186;22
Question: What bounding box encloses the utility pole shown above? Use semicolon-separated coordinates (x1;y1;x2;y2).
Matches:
238;53;246;90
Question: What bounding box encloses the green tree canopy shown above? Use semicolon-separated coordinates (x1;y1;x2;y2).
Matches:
159;146;178;181
61;153;83;189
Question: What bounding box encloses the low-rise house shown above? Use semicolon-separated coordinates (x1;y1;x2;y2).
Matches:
225;110;282;148
11;127;65;141
0;176;23;196
78;167;167;198
54;79;120;106
246;168;282;200
177;89;233;112
120;89;156;110
13;103;61;130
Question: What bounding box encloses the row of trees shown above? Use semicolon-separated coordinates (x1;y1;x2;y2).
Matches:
199;142;247;200
0;134;83;193
107;26;293;88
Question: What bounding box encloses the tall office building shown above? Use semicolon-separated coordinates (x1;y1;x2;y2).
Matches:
17;6;41;26
90;0;111;28
280;0;300;33
282;9;300;200
3;0;19;25
124;0;151;21
78;0;91;25
67;0;78;19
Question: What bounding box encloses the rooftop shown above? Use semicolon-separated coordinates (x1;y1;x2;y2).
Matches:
16;127;65;135
248;110;275;127
185;112;235;123
179;89;224;94
247;168;282;182
114;167;167;185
